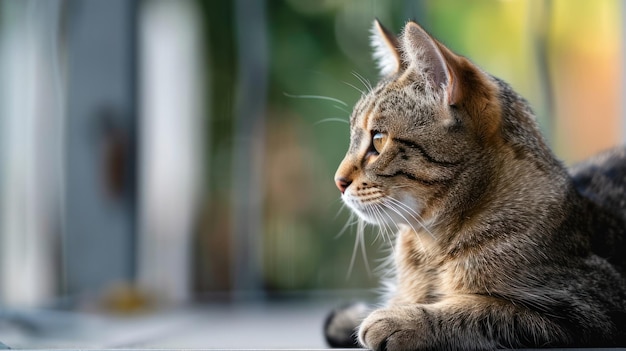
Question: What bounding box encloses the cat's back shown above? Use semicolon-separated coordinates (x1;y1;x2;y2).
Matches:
572;146;626;209
570;146;626;275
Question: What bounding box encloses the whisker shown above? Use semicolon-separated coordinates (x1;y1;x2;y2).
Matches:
347;216;372;278
385;197;424;223
386;184;415;190
351;71;373;92
347;219;364;278
360;208;377;276
331;201;351;221
360;231;372;277
383;200;428;248
283;92;348;106
342;80;365;95
371;208;399;277
376;205;398;256
334;211;359;239
378;206;396;244
378;197;434;250
386;196;436;239
366;204;398;276
372;204;390;246
333;104;351;114
314;117;349;126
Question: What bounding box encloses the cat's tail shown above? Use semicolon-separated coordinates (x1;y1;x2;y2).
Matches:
324;302;369;348
570;146;626;276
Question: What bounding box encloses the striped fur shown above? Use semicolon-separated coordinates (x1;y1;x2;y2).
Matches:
327;20;626;350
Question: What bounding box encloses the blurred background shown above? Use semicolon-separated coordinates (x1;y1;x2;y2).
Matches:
0;0;623;348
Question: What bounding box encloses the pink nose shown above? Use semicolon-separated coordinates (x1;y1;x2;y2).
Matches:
335;177;352;194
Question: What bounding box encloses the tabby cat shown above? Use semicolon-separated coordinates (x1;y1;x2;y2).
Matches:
324;20;626;350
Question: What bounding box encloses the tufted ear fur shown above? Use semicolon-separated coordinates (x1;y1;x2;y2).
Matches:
370;19;402;77
401;21;460;106
401;21;500;136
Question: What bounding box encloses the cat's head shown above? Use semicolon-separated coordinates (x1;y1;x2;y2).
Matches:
335;20;508;230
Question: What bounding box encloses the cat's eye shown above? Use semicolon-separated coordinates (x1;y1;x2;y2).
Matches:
372;132;388;154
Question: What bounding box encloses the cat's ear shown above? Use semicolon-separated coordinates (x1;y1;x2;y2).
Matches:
402;21;500;135
370;19;402;77
401;21;460;106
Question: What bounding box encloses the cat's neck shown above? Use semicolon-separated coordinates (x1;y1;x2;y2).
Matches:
424;140;573;254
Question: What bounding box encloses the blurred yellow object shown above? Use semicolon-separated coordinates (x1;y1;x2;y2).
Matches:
101;283;153;314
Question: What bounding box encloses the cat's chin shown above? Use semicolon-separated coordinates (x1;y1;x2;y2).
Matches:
342;196;397;226
342;193;425;228
342;194;384;225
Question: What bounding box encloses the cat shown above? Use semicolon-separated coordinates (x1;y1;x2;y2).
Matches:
324;19;626;350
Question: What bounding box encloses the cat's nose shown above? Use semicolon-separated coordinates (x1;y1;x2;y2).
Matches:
335;177;352;194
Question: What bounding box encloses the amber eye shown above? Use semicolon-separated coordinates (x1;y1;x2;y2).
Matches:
372;132;388;154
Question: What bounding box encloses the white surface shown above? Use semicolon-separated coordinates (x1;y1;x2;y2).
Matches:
0;301;349;349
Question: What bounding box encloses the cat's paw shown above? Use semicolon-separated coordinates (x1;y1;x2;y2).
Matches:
358;306;431;351
324;302;369;348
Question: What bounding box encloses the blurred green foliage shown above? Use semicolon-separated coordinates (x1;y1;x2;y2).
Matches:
195;0;622;297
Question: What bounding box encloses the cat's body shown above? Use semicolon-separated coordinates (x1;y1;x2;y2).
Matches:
325;20;626;350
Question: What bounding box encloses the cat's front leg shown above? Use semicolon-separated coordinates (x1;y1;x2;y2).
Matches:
358;304;441;351
324;302;370;347
358;295;571;351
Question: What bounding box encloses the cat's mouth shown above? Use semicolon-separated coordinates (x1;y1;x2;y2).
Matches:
342;191;426;229
341;192;385;225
